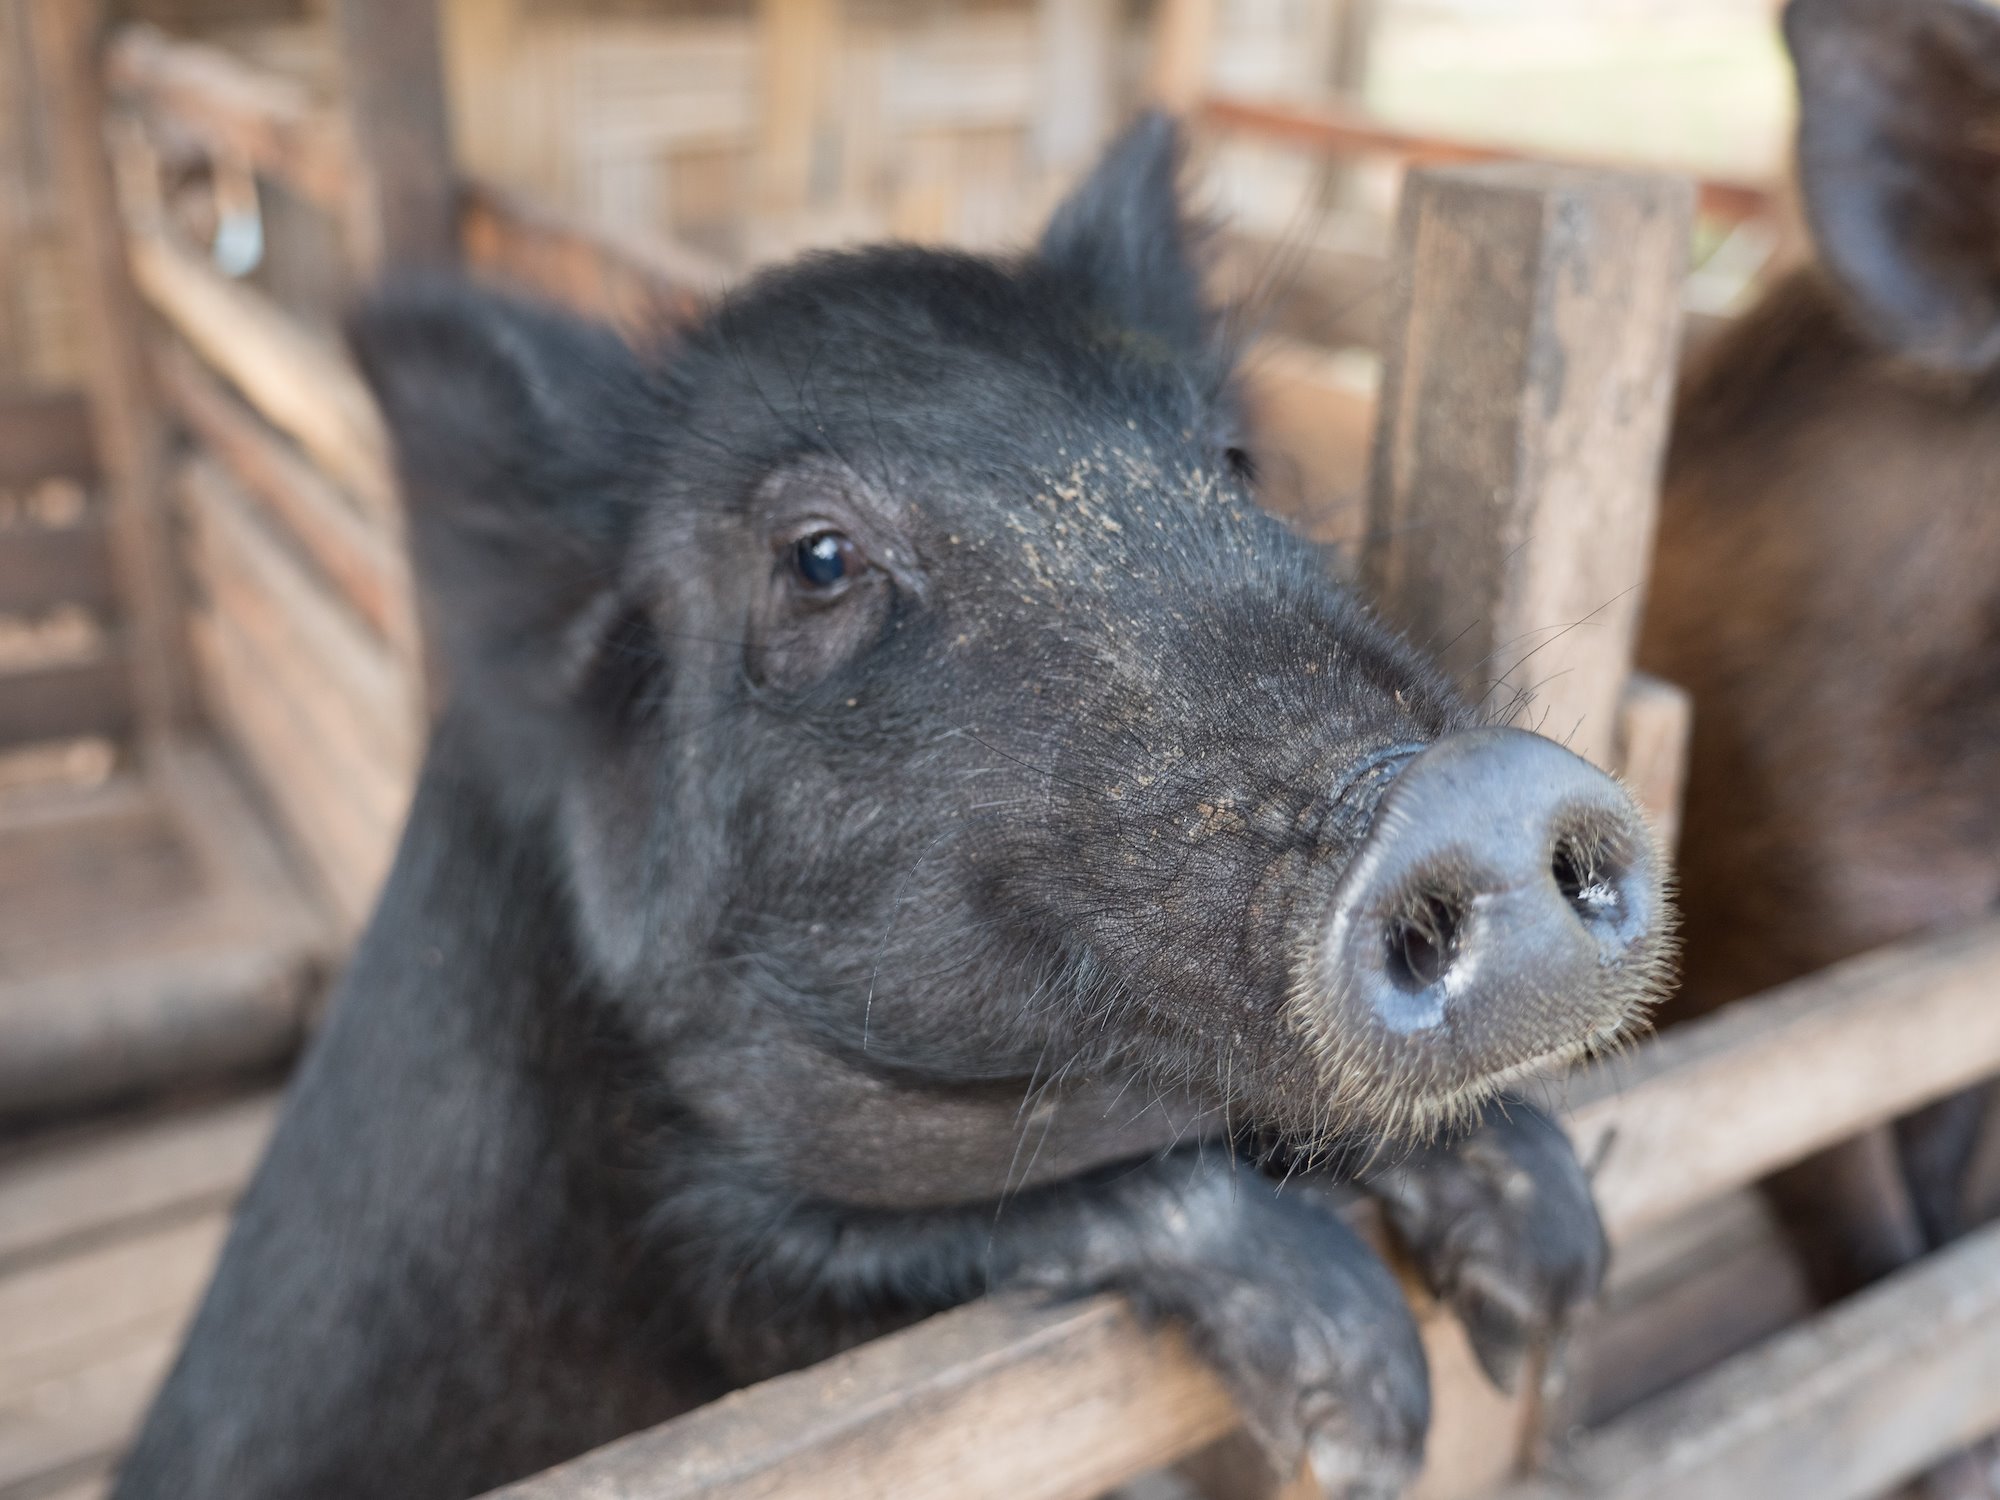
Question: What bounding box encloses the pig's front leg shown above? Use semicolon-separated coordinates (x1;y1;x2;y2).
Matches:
1356;1098;1607;1392
686;1150;1429;1500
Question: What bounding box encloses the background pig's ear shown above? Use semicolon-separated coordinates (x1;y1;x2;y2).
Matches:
1788;0;2000;373
1037;111;1214;359
348;279;654;735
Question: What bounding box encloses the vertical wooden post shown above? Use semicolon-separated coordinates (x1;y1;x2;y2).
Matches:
1364;163;1693;770
329;0;454;722
1353;163;1692;1499
1147;0;1215;113
756;0;841;231
329;0;458;275
27;0;195;755
1036;0;1117;176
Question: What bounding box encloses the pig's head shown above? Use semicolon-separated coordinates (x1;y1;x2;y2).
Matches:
352;118;1668;1199
1646;0;2000;1010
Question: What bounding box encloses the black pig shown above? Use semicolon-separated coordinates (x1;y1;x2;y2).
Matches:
116;118;1667;1500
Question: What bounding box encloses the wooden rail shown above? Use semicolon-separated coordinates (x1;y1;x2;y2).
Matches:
1199;96;1776;227
482;916;2000;1500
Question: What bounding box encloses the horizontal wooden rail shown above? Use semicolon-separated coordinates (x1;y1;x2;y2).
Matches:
0;653;131;749
1495;1218;2000;1500
0;518;117;617
158;343;411;646
126;228;395;519
0;390;99;488
480;914;2000;1500
1200;96;1775;226
105;23;351;217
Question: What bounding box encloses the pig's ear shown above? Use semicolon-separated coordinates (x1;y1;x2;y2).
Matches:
348;279;653;735
1787;0;2000;372
1037;111;1215;359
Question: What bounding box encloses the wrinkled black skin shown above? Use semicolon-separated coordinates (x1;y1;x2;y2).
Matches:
115;120;1602;1500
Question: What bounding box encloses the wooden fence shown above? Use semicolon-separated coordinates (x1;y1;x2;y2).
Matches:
12;3;2000;1497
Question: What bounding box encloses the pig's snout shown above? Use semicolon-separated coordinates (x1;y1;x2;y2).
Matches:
1304;727;1668;1123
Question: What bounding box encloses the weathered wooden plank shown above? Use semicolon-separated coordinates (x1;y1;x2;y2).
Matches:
1147;0;1216;111
0;1094;275;1274
1569;915;2000;1245
188;610;397;928
1201;96;1774;226
1491;1219;2000;1500
159;342;412;648
0;390;98;487
177;454;417;781
28;0;195;748
459;178;720;334
104;23;352;218
125;229;396;521
1613;672;1691;853
0;518;116;618
470;912;2000;1500
0;654;131;750
0;939;310;1119
754;0;841;225
1363;164;1692;770
0;1213;226;1493
487;1295;1239;1500
329;0;457;272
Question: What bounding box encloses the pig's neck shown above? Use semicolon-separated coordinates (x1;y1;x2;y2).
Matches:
115;725;715;1500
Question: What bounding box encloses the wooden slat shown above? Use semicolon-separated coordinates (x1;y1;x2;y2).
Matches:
28;0;195;748
0;1212;226;1494
0;518;116;617
104;24;352;218
0;939;310;1120
0;654;131;751
459;178;721;334
1200;96;1775;226
159;342;413;647
473;913;2000;1500
1363;163;1692;769
486;1295;1240;1500
125;229;396;521
0;1095;275;1273
0;391;98;488
1613;672;1691;853
1567;915;2000;1245
1493;1220;2000;1500
188;608;397;928
1147;0;1216;112
329;0;458;272
177;454;416;791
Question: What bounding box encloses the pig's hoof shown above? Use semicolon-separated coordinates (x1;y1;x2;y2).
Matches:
1134;1188;1430;1500
1362;1098;1606;1392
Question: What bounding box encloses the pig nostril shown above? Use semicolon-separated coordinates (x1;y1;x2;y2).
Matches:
1551;831;1624;928
1385;890;1463;993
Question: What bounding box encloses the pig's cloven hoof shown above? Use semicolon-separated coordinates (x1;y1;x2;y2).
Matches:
1121;1178;1430;1500
1361;1097;1606;1392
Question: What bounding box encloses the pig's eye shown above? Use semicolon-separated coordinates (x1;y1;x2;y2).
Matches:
791;530;861;591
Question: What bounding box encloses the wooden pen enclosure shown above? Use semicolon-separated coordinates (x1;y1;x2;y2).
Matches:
1;4;1998;1499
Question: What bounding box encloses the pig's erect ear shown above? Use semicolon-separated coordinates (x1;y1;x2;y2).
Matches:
348;279;653;730
1787;0;2000;373
1038;111;1215;359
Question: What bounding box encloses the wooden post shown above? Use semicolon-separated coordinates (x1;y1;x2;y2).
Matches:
755;0;841;232
1363;163;1693;770
1036;0;1117;176
26;0;195;757
328;0;458;276
1147;0;1215;113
